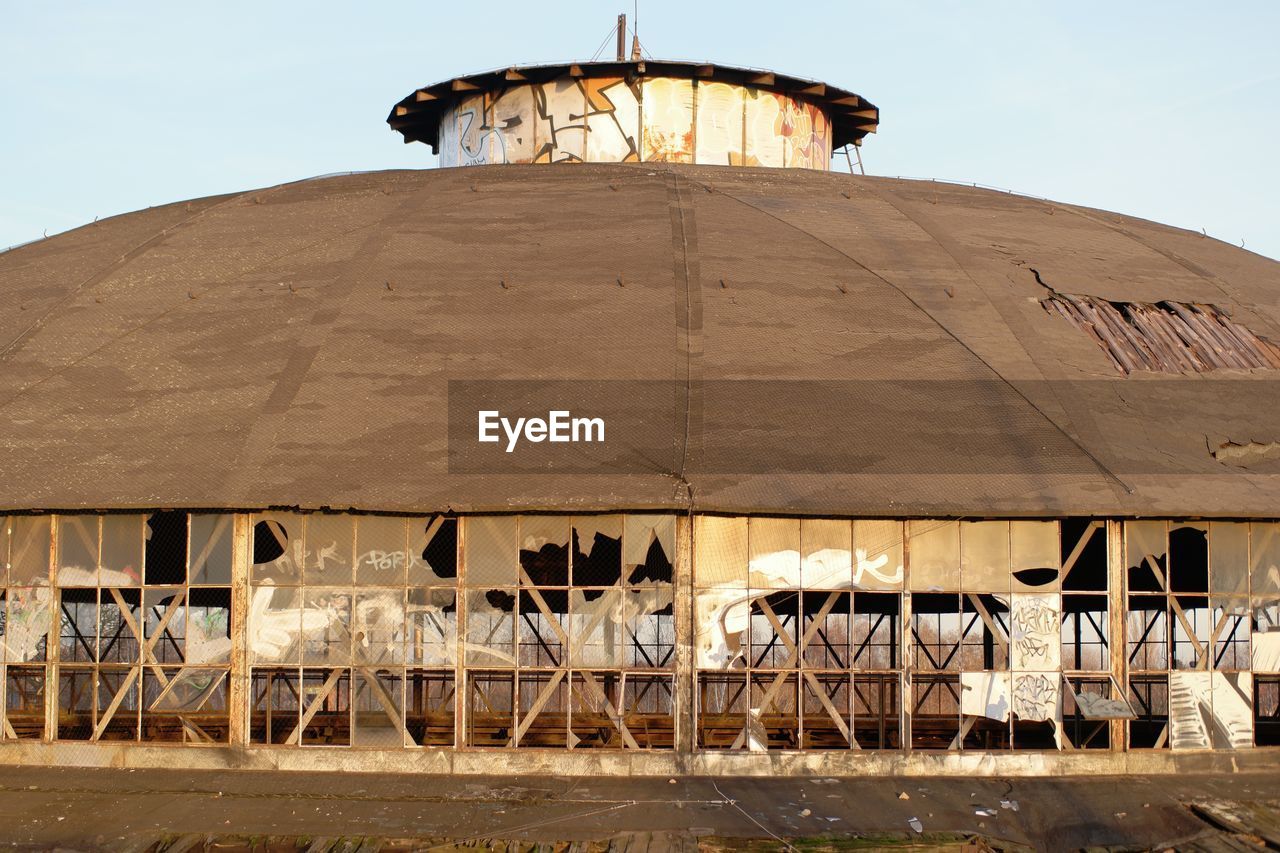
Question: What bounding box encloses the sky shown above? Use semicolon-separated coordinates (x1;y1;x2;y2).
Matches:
2;1;1277;259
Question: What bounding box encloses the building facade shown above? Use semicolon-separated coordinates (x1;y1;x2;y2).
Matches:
2;61;1279;775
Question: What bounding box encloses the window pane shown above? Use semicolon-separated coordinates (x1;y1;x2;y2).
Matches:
301;589;351;665
800;519;850;589
961;521;1009;593
305;516;353;586
5;587;52;662
1011;521;1060;592
7;516;50;585
694;516;747;588
853;520;903;590
572;516;623;586
57;515;98;586
749;517;800;591
355;516;407;587
101;516;144;587
251;513;301;584
408;517;457;586
1252;523;1280;596
623;515;674;585
465;517;517;587
1126;521;1167;592
520;516;569;586
190;515;233;585
248;586;302;665
908;521;959;591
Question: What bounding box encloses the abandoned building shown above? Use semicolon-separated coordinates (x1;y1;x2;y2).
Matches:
1;55;1279;777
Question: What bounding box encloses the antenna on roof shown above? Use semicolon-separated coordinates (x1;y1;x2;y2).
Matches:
631;0;642;60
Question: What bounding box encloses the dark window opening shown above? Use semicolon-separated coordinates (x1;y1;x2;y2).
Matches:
1061;519;1107;591
421;518;457;579
144;512;188;585
252;520;287;564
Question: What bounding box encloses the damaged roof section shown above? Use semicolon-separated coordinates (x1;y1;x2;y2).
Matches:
1043;293;1280;375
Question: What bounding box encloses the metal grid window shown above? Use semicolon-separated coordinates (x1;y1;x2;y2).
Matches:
1;516;52;741
694;517;903;751
52;513;233;744
464;515;676;750
248;513;459;747
1125;521;1265;750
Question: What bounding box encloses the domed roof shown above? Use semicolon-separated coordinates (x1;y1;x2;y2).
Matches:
2;163;1279;517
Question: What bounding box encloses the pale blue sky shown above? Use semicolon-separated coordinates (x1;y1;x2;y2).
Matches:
2;2;1277;259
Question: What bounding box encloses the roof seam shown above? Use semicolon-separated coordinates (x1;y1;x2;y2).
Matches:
689;174;1133;496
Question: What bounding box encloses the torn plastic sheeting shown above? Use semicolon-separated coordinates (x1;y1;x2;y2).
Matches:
1074;691;1136;721
1168;670;1253;750
694;588;750;669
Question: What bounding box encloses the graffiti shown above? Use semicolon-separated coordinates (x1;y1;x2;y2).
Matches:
360;550;407;573
855;548;903;587
642;78;694;162
584;77;640;163
1011;593;1061;671
1;586;52;661
694;81;744;166
780;99;831;169
187;607;232;665
1012;672;1058;722
437;76;831;170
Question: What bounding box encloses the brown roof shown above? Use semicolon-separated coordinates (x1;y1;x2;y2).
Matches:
387;60;879;151
2;164;1279;517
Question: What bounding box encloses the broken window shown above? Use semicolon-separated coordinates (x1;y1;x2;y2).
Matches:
1043;293;1280;374
1256;676;1280;746
2;519;53;741
1123;520;1258;750
53;514;233;745
465;515;674;750
1061;675;1128;750
910;594;963;749
695;517;900;751
251;513;463;748
906;522;1071;751
1059;518;1116;745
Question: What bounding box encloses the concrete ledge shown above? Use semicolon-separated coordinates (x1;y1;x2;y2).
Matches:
1;742;1277;776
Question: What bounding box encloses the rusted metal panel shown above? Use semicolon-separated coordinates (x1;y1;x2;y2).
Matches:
1043;293;1280;375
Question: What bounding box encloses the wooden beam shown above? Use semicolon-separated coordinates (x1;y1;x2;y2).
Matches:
504;68;528;82
451;79;481;92
414;89;438;103
798;83;826;97
749;72;775;87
